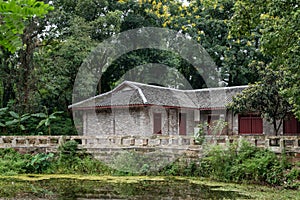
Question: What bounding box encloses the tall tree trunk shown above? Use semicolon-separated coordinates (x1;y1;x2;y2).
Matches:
18;19;40;112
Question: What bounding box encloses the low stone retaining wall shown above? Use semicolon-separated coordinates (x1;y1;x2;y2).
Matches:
0;135;299;159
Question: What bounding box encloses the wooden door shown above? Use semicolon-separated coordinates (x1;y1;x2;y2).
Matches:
239;114;263;134
153;113;162;134
179;113;187;135
284;116;300;135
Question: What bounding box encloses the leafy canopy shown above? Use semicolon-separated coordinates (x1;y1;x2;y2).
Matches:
0;0;54;52
229;0;300;119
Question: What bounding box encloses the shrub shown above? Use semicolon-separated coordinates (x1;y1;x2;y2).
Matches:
197;141;288;185
26;153;54;173
0;148;30;175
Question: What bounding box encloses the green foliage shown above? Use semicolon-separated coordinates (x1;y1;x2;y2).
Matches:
195;119;228;144
0;148;30;175
0;144;298;188
54;140;112;174
229;0;300;119
111;150;168;175
160;159;200;177
285;168;300;189
194;123;206;145
197;141;291;185
0;0;54;53
0;145;112;175
26;153;54;173
5;111;31;133
0;106;72;136
228;65;291;135
32;107;63;135
58;140;79;162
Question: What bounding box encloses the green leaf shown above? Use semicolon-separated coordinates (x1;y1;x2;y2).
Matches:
0;107;8;113
0;122;5;127
32;113;47;118
0;0;54;53
20;115;30;122
5;119;19;126
45;118;50;126
36;119;46;129
20;124;26;131
9;111;19;119
49;115;57;119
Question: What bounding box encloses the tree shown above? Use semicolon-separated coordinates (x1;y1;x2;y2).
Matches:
0;0;53;53
229;0;300;119
34;0;123;109
228;65;291;135
137;0;265;86
0;0;54;112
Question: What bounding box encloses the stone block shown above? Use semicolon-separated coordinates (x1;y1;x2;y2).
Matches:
135;139;144;146
143;139;148;146
170;138;179;145
181;138;190;145
160;138;169;145
122;138;134;146
148;139;160;146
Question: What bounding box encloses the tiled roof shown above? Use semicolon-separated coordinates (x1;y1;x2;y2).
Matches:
69;81;247;110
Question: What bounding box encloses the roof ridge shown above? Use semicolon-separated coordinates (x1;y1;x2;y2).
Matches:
124;80;248;93
124;81;148;104
69;81;248;108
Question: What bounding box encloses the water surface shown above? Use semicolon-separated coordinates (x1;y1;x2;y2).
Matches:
0;176;251;199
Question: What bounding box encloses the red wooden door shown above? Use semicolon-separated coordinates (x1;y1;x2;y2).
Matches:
179;113;187;135
239;116;252;134
251;117;263;134
284;116;300;135
153;113;162;134
239;114;263;134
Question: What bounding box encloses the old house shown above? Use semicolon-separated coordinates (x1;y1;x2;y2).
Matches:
69;81;300;137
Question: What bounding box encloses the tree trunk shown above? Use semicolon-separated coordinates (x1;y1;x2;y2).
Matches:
273;118;278;136
18;19;39;112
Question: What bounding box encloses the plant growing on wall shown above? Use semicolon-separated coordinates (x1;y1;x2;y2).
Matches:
195;119;228;145
208;119;228;137
194;123;207;145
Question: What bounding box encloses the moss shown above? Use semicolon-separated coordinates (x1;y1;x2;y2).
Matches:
0;175;299;199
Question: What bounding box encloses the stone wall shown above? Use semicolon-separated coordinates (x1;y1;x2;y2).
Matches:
85;107;197;137
1;135;300;159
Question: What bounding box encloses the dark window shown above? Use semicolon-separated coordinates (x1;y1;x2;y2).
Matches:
179;113;187;135
284;116;300;135
239;114;263;134
153;113;162;134
207;115;220;135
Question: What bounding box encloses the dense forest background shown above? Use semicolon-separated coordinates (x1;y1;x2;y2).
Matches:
0;0;299;135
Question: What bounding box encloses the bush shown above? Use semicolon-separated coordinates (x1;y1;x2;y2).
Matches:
158;159;200;177
26;153;54;173
197;141;288;185
0;148;30;175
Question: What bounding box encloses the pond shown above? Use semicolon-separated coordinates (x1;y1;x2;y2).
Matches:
0;175;298;199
